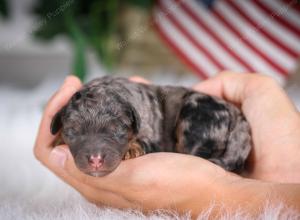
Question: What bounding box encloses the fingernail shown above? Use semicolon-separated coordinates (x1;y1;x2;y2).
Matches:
59;83;78;94
49;147;67;168
64;75;73;83
60;75;74;88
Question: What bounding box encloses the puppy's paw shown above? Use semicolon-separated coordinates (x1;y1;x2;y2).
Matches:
52;133;65;147
123;141;145;160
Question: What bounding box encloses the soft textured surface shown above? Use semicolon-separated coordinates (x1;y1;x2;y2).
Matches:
1;73;299;220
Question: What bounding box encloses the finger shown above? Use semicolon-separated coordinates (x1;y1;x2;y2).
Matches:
193;71;257;104
194;71;300;151
47;146;133;208
193;75;224;98
34;75;82;164
193;71;298;111
44;75;82;118
48;145;97;191
55;143;160;201
54;145;127;192
129;76;150;84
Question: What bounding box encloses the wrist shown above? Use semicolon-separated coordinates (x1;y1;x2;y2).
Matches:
179;167;243;217
182;173;285;218
219;178;300;217
249;144;300;183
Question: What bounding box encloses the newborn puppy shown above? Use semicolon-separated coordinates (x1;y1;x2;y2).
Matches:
51;76;251;177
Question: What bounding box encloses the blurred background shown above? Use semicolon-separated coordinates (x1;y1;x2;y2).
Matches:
0;0;299;219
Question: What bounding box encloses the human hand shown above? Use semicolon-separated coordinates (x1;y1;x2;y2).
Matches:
33;73;300;217
34;75;240;216
194;71;300;183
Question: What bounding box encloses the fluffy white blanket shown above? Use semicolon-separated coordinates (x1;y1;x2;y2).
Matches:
1;75;299;220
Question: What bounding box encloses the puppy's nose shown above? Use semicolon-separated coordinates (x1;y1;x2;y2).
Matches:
88;154;104;168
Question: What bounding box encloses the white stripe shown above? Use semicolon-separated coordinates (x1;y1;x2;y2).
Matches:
263;0;300;28
236;0;300;52
161;0;246;72
217;0;294;71
154;7;219;76
184;0;285;83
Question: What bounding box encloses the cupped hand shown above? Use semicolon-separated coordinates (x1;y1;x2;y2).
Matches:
34;75;237;215
33;73;300;217
194;71;300;183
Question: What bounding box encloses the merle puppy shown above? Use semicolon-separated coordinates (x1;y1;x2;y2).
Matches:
51;76;251;177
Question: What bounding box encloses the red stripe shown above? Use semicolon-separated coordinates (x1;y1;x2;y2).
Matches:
227;1;299;58
281;0;300;13
212;4;289;76
158;1;226;71
152;11;209;79
176;0;256;72
253;0;300;37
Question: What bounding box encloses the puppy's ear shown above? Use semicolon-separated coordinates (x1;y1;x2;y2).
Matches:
129;105;141;135
50;107;65;135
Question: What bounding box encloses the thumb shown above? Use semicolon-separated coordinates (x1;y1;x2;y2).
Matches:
49;145;110;188
48;146;108;200
49;145;68;169
48;145;84;180
193;71;250;104
48;145;93;187
48;145;138;192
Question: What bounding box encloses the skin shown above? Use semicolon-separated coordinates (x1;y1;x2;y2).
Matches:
34;71;300;218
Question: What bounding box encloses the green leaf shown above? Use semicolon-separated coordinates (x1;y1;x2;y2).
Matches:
127;0;154;9
32;0;74;40
33;18;67;40
0;0;9;18
31;0;153;71
73;38;86;81
65;11;87;81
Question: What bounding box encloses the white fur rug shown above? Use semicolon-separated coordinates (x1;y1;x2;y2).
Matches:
0;74;299;220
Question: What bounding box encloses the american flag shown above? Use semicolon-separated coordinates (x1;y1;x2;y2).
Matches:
153;0;300;84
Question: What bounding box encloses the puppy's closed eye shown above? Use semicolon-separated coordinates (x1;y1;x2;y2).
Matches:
86;93;94;99
74;92;82;100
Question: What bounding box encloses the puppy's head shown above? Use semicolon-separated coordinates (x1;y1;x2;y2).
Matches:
50;85;140;177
